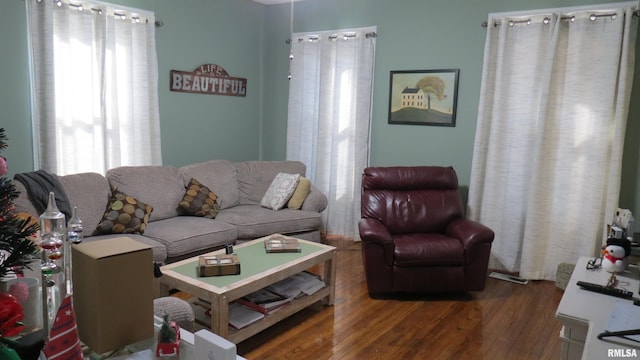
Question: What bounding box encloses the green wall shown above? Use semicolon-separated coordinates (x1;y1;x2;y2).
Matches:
2;0;639;211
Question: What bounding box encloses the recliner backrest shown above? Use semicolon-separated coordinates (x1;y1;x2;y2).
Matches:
361;166;464;234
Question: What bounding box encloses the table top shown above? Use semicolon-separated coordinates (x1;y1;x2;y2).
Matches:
556;257;640;359
160;235;336;298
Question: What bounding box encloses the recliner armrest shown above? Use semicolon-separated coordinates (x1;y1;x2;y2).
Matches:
446;218;495;262
358;218;394;267
358;218;393;244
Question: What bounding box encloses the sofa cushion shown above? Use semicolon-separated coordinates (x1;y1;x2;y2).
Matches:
12;179;43;218
179;160;240;210
235;161;306;205
287;177;311;210
179;178;220;218
57;172;112;237
107;166;185;221
260;172;300;210
92;188;153;235
142;217;237;259
216;205;322;240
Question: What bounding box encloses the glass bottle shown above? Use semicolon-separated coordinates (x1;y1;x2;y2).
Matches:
65;206;83;295
39;191;65;333
39;192;66;273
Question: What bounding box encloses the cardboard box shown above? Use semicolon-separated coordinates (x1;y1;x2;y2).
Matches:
198;254;241;277
72;237;154;354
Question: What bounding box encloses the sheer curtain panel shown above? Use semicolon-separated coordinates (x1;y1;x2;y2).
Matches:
468;3;637;280
286;26;376;239
26;0;162;175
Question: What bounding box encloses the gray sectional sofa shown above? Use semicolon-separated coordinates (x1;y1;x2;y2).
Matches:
12;160;327;263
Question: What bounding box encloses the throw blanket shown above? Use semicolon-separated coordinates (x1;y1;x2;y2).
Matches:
14;170;72;222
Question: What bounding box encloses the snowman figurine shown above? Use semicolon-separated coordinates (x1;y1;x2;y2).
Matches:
601;237;632;288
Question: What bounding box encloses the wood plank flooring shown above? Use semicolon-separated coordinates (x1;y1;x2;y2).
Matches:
233;239;564;360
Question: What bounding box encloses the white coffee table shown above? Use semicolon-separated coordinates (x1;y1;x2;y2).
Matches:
158;235;337;343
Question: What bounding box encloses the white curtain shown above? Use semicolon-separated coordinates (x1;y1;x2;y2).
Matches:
286;26;376;239
468;3;637;280
26;0;162;176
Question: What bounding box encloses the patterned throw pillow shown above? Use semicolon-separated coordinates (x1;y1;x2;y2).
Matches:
92;188;153;235
179;178;220;218
287;177;311;210
260;172;300;210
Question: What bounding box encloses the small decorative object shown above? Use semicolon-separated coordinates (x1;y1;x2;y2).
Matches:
0;293;25;337
64;206;83;295
0;293;24;360
388;69;459;126
42;294;83;360
67;206;84;245
39;192;66;275
264;235;301;253
601;237;632;288
198;254;240;277
39;191;66;333
156;313;180;358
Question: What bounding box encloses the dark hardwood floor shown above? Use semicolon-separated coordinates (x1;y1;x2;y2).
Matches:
233;239;564;360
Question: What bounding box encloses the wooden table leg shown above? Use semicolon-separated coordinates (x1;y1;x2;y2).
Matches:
324;250;337;305
210;294;229;339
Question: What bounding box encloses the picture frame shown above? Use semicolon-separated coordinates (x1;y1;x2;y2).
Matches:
388;69;459;127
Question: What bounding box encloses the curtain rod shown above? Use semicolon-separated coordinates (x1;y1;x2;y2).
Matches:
285;31;377;44
32;0;164;27
481;9;640;28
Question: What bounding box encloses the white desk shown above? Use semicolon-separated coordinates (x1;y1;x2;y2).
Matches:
555;257;640;359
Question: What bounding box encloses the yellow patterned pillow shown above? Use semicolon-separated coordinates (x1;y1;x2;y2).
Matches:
287;177;311;210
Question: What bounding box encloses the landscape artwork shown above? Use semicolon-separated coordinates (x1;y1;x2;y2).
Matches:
388;69;459;126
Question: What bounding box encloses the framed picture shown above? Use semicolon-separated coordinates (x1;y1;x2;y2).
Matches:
388;69;459;126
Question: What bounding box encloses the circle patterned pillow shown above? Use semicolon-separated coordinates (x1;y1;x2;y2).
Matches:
179;178;220;218
92;189;153;235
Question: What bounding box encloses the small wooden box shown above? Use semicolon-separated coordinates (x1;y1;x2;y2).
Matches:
264;235;301;253
198;254;241;277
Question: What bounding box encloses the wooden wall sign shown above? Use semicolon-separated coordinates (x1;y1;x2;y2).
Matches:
170;64;247;97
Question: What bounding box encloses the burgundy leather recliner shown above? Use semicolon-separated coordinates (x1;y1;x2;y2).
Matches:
358;166;494;296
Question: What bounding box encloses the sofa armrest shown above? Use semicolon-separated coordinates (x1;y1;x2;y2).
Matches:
300;185;328;213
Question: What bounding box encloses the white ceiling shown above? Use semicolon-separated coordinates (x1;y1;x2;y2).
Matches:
250;0;303;5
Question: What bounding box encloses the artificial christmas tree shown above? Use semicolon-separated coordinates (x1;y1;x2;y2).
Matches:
0;128;41;359
0;127;39;280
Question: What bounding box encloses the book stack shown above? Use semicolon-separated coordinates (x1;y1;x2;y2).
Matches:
236;288;292;315
264;234;301;253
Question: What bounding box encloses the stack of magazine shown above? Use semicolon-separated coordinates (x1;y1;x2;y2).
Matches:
229;272;326;329
191;271;327;330
236;288;292;315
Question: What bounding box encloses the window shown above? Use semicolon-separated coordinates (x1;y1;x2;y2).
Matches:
286;26;377;238
26;0;162;175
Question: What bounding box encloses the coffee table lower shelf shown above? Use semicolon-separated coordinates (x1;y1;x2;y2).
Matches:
217;286;331;343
